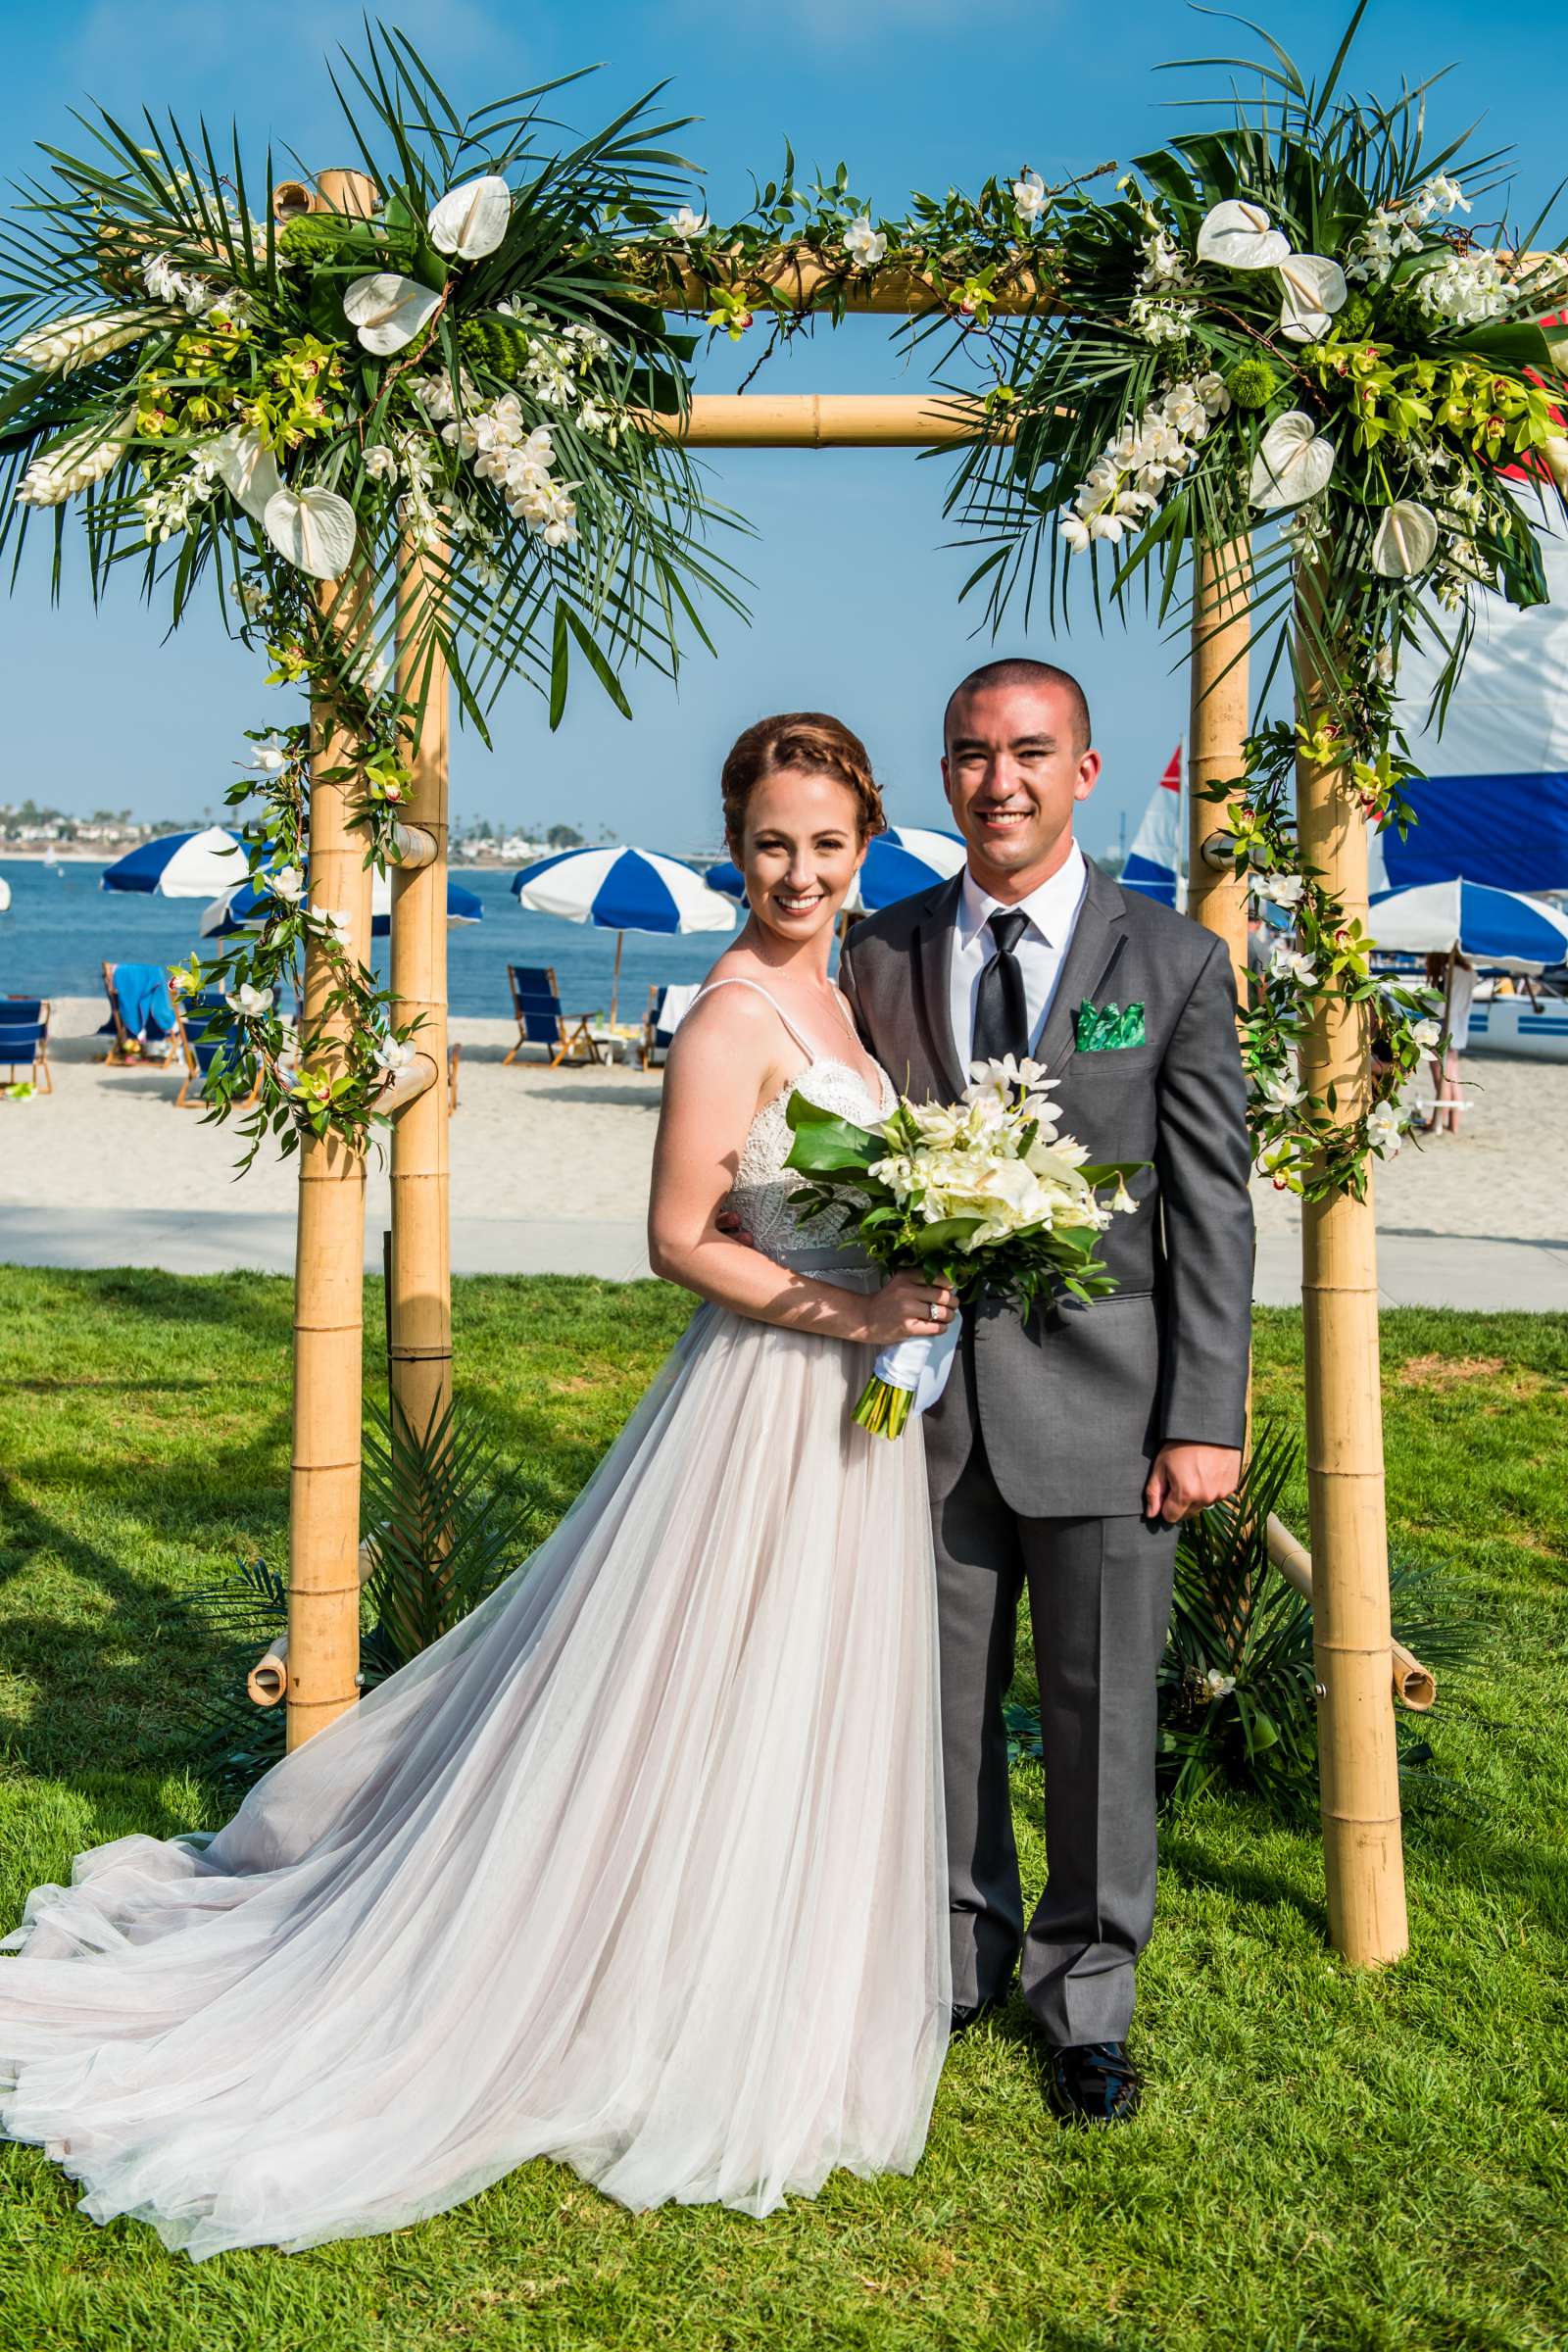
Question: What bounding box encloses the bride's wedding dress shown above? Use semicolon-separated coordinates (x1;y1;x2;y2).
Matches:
0;980;948;2259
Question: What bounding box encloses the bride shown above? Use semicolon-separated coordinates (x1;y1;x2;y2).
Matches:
0;710;956;2259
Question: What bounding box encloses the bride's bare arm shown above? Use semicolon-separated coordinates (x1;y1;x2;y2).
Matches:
646;993;949;1346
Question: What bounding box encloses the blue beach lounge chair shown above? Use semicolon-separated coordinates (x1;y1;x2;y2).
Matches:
502;965;601;1068
100;959;177;1064
641;982;701;1069
0;997;52;1094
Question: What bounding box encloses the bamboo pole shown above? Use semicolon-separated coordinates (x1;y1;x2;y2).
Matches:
1186;539;1252;992
387;532;453;1452
1265;1516;1436;1712
1295;569;1409;1967
285;569;375;1753
649;393;1013;447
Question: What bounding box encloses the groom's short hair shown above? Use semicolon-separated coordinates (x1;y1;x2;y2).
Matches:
944;659;1092;755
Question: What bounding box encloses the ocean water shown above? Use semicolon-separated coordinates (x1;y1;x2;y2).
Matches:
0;859;735;1023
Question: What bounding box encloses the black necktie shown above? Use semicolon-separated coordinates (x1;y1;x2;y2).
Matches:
972;908;1031;1065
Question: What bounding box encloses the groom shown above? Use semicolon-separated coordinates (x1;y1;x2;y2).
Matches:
839;658;1253;2124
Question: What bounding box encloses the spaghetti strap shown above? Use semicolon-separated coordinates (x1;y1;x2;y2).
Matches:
690;976;819;1061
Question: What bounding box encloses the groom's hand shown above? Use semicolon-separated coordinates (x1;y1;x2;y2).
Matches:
1144;1443;1242;1526
714;1210;757;1249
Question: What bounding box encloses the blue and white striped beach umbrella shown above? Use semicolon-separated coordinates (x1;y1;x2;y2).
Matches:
1368;877;1568;972
706;825;967;916
201;870;483;939
102;825;247;899
512;845;735;1022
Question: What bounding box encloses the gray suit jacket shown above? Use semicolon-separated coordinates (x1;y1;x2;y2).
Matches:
839;858;1254;1516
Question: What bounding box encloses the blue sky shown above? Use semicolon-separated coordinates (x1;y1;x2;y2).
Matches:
1;0;1560;855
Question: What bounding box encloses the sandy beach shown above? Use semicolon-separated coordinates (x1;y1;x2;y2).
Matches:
2;997;1565;1302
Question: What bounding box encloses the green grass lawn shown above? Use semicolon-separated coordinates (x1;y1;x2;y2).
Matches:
1;1267;1564;2352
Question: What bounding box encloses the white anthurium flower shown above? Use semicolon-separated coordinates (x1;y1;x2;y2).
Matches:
269;864;305;904
427;173;512;260
212;427;283;522
262;484;357;580
1249;411;1336;509
226;981;274;1018
1277;251;1348;341
1370;500;1440;578
1196;198;1291;270
843;217;888;269
343;272;442;356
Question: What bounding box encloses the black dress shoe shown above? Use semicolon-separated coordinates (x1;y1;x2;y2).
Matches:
1045;2040;1143;2124
950;1992;1007;2036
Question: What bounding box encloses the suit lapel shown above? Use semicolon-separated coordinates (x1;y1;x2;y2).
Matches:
1036;858;1130;1077
911;875;966;1101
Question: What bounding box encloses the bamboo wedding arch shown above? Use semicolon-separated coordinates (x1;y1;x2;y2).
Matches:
270;195;1409;1971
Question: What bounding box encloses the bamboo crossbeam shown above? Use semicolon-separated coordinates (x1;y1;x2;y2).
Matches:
629;242;1052;318
1267;1515;1436;1711
387;535;455;1455
377;1052;440;1114
1296;568;1409;1967
390;821;438;868
285;569;375;1754
650;393;1012;447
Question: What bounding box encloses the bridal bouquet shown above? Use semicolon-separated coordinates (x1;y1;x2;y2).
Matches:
785;1055;1144;1438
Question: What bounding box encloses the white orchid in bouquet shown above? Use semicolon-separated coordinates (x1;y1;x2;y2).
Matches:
785;1055;1143;1439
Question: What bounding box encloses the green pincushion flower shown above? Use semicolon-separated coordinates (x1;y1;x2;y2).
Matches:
457;316;532;379
1223;357;1281;411
1338;291;1377;339
276;213;356;267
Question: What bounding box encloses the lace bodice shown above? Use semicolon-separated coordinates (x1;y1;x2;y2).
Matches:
729;1056;896;1267
689;977;895;1269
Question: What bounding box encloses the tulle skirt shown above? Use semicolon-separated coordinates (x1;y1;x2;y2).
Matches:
0;1281;949;2258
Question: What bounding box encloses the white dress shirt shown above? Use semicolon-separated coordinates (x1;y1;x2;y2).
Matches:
948;839;1089;1063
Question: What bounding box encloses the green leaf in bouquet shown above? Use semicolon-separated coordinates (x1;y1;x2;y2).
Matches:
909;1215;986;1253
783;1102;878;1174
1079;1159;1147;1187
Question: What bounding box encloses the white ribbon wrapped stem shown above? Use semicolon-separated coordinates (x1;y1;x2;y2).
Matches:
871;1309;962;1418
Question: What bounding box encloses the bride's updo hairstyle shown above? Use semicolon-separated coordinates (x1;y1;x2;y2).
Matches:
721;712;886;848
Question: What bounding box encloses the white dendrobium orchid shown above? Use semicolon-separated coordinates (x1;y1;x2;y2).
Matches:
226;982;274;1018
362;443;399;482
1371;500;1439;578
1277;251;1348;341
1196;199;1291;270
1011;170;1048;223
1202;1668;1238;1700
343;272;443;356
1366;1099;1404;1158
212;427;283;522
262;484;357;580
427;174;512;260
373;1034;416;1071
1255;1066;1307;1112
667;205;709;241
243;736;289;775
1254;871;1305;910
1270;943;1319;988
843;217;888;269
269;864;305;904
1249;411;1336;509
1411;1017;1442;1050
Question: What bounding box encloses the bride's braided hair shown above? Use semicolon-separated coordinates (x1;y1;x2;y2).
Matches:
721;712;886;847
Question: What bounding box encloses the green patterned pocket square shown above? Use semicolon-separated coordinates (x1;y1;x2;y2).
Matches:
1075;998;1147;1052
